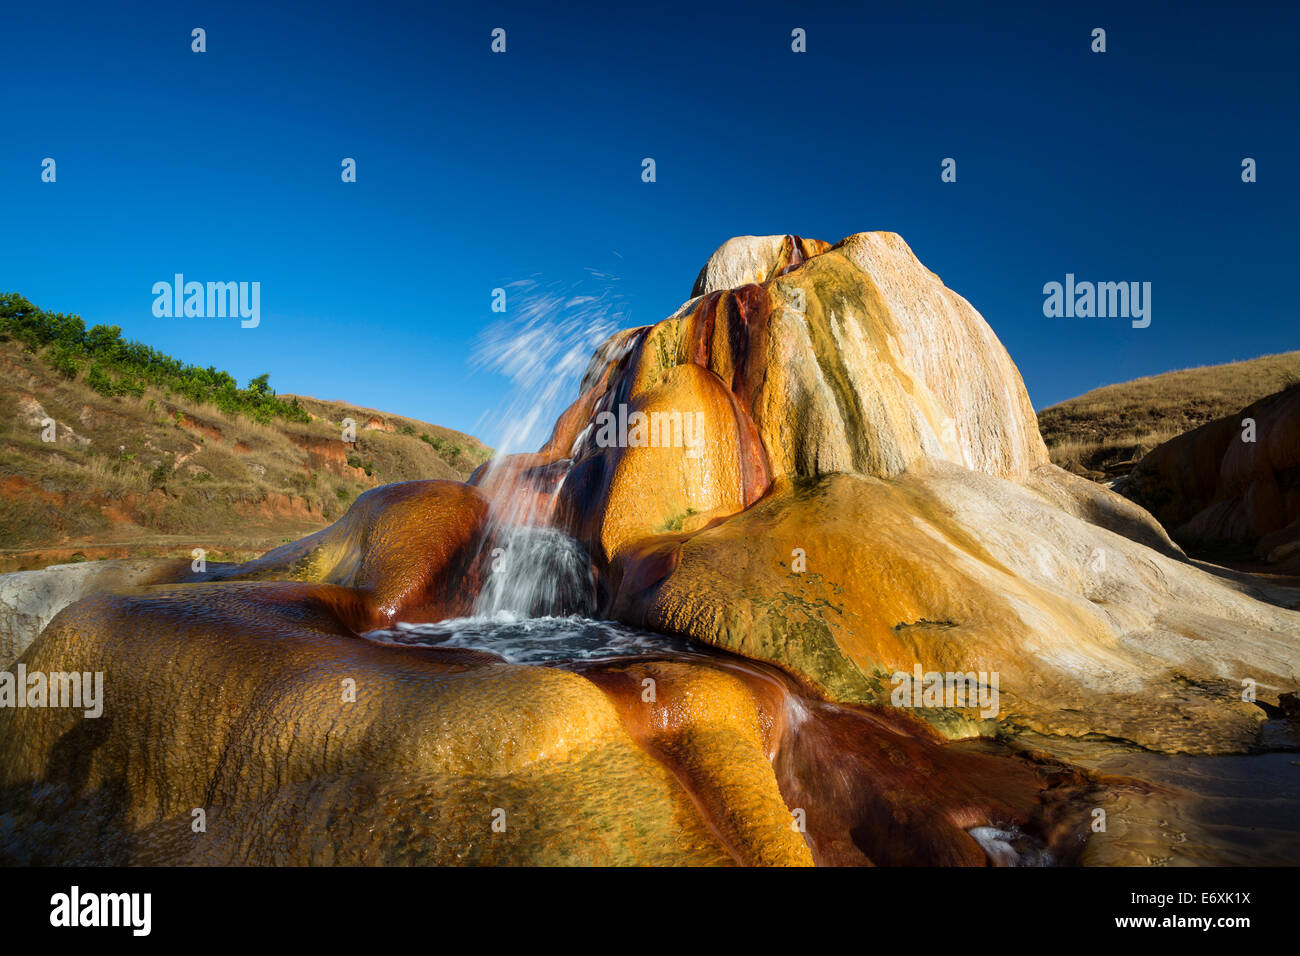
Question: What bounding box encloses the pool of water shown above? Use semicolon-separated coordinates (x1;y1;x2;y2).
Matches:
366;613;705;665
996;731;1300;866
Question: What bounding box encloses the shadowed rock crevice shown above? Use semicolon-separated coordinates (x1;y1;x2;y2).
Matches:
1123;383;1300;572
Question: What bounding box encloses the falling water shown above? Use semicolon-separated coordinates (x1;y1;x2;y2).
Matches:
469;272;628;460
967;826;1055;866
468;272;629;617
475;525;596;618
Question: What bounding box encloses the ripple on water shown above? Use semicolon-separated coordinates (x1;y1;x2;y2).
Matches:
365;614;703;665
987;732;1300;866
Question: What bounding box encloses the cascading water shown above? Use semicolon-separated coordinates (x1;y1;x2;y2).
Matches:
470;273;626;468
371;271;681;660
464;272;630;619
474;525;595;618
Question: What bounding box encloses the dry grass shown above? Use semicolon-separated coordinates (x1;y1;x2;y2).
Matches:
1037;351;1300;475
0;337;491;559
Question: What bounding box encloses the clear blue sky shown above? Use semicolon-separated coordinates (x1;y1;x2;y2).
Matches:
3;0;1296;446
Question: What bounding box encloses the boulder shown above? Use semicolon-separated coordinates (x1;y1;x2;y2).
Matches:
1124;384;1300;565
0;558;193;669
200;479;491;629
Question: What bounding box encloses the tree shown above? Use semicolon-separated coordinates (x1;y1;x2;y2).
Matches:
85;324;124;359
247;373;272;397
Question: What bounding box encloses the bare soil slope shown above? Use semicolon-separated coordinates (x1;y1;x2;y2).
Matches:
0;338;489;570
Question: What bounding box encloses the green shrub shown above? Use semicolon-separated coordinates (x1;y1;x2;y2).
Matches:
0;291;311;425
45;344;82;380
86;364;117;397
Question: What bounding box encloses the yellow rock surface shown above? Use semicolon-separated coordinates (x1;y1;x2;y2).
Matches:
576;659;813;866
574;363;749;562
592;232;1047;485
0;581;806;865
613;464;1298;753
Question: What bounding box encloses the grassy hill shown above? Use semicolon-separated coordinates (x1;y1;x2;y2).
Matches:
1037;351;1300;478
0;293;491;571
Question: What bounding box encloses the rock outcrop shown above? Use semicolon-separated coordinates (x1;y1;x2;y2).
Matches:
1123;384;1300;569
0;563;1097;866
526;233;1297;753
0;558;193;669
197;479;492;631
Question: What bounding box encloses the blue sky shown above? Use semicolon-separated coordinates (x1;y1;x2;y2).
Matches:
3;0;1297;446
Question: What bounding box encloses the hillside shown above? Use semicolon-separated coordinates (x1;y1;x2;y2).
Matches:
1121;382;1300;572
1037;350;1300;477
0;294;490;571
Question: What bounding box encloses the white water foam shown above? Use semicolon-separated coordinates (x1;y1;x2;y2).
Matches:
967;825;1055;866
367;614;699;665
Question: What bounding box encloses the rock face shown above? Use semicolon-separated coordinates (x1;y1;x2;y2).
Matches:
0;558;193;669
533;232;1046;565
539;233;1296;753
0;554;1097;866
613;465;1294;752
197;479;492;630
0;584;789;865
1123;384;1300;568
672;233;1046;486
2;232;1297;866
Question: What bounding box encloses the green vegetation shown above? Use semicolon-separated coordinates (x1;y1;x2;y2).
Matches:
0;292;309;425
0;294;492;569
662;507;700;533
418;431;491;471
419;432;458;456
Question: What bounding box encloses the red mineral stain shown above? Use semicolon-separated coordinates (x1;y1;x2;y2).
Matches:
566;650;1103;867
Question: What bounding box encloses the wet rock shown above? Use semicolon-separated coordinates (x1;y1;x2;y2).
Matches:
199;479;491;630
611;465;1296;753
582;233;1299;753
0;557;194;668
0;586;737;864
560;362;756;563
0;581;1093;865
